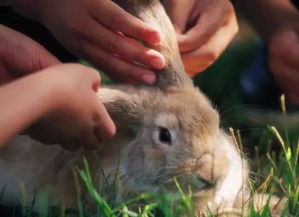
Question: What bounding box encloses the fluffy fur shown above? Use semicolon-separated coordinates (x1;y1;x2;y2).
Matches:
0;0;285;216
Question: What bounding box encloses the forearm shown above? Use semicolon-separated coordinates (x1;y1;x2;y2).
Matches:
235;0;298;43
0;71;57;146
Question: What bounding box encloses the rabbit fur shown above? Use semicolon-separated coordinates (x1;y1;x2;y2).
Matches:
0;0;285;216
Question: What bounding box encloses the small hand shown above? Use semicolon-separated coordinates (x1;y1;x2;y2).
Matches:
164;0;238;76
14;0;166;84
27;64;116;151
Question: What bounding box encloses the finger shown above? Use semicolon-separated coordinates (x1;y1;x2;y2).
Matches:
34;44;61;69
163;0;195;33
104;71;140;85
79;18;165;71
185;65;208;77
81;132;102;151
81;66;101;92
178;2;236;53
181;16;238;75
93;99;116;140
79;41;157;84
1;25;61;75
91;0;161;44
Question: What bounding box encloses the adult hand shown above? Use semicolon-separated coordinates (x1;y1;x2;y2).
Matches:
164;0;238;76
13;0;165;84
27;64;116;151
0;24;60;84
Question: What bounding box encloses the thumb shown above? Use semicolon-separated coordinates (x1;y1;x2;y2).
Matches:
27;43;61;73
163;0;195;34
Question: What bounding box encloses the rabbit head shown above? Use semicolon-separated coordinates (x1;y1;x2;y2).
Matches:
98;84;245;212
95;0;247;213
95;0;246;212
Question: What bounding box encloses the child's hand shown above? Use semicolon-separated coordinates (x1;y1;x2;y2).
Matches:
27;64;116;151
269;29;299;105
0;25;59;84
164;0;238;76
13;0;165;84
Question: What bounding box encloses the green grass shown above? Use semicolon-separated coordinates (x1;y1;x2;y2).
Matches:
50;124;297;217
1;37;298;217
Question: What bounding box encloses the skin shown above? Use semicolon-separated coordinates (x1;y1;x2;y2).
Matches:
0;25;115;150
0;25;60;83
237;0;299;105
11;0;166;84
164;0;238;76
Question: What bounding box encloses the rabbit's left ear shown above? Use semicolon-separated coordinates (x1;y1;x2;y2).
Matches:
114;0;193;89
98;86;146;130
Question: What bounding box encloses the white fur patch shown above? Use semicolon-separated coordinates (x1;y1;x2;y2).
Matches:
211;135;243;209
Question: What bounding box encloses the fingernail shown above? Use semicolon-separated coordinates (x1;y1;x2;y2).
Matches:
148;29;161;44
141;74;156;84
150;56;165;70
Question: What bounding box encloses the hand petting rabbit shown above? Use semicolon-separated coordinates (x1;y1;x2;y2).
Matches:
0;0;285;216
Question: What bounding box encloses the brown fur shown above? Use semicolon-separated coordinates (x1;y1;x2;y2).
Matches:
0;0;285;216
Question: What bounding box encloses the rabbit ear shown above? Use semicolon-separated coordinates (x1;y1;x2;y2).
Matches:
98;86;146;130
115;0;193;89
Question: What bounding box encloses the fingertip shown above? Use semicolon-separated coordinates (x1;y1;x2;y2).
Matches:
150;55;165;70
106;121;117;138
146;28;162;44
177;35;190;52
95;121;116;140
141;73;156;84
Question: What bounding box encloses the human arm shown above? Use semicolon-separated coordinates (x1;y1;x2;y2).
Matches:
11;0;166;84
0;64;116;150
234;0;298;43
236;0;299;104
164;0;238;76
0;24;59;84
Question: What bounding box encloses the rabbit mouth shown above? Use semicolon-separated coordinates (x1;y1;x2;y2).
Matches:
161;174;216;194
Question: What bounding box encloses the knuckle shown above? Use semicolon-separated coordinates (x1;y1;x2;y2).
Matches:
110;13;127;27
107;38;121;51
206;51;218;62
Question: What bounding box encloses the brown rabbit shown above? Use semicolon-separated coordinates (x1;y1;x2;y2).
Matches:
0;0;285;216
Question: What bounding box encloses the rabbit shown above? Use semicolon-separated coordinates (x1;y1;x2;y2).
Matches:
0;0;285;216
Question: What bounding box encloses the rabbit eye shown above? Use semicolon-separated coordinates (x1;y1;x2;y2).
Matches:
159;127;172;144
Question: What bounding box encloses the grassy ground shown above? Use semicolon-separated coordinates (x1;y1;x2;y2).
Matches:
1;22;298;217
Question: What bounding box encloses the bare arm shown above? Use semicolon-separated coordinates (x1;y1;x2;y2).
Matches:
0;26;115;149
235;0;298;43
0;69;60;145
235;0;299;104
0;64;116;150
